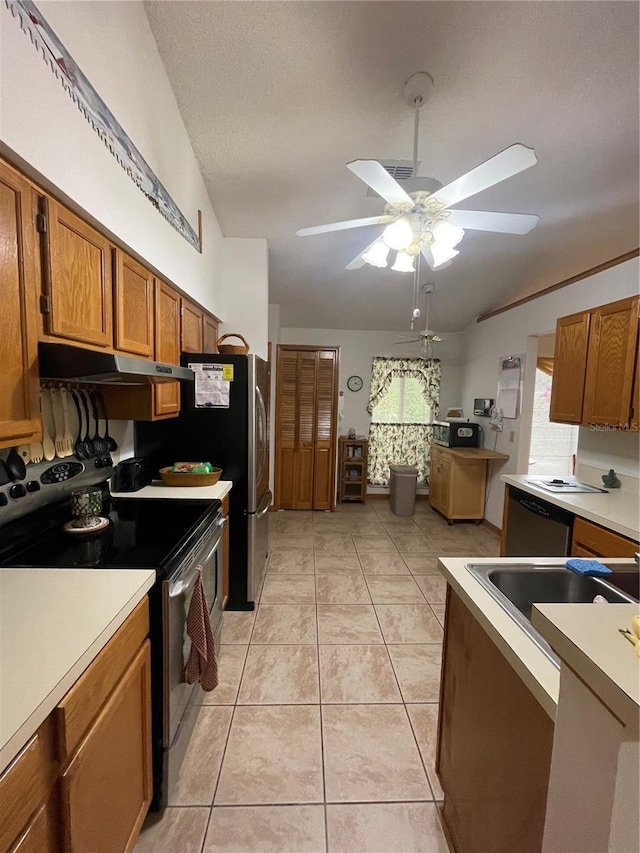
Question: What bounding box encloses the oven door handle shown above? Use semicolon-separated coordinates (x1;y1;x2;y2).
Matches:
169;516;227;598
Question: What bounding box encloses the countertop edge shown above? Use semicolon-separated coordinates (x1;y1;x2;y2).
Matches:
532;603;640;730
0;570;155;772
438;557;559;720
110;479;233;501
501;474;640;541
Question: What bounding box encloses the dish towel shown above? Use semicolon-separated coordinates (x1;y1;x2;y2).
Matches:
185;566;219;691
565;558;612;577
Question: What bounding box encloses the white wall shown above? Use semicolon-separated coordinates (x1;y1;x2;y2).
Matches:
279;328;465;439
0;1;225;315
218;238;269;360
459;257;640;527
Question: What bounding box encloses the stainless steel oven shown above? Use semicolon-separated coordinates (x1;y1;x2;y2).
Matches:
164;507;225;798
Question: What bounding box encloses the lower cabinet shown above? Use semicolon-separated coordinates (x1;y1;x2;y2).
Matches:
437;587;554;853
429;447;496;522
571;517;638;558
0;600;151;853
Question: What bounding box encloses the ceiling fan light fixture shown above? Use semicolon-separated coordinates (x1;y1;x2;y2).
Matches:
430;244;459;268
432;220;465;249
391;250;415;272
382;217;413;250
362;238;390;268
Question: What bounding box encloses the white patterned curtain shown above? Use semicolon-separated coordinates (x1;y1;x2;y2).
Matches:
367;357;441;487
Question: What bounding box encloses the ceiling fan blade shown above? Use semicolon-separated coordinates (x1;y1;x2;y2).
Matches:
428;144;537;210
345;237;381;270
447;209;539;234
346;160;413;205
421;247;453;271
394;338;420;345
296;215;392;237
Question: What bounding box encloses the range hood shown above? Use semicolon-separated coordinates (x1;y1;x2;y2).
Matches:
38;342;195;385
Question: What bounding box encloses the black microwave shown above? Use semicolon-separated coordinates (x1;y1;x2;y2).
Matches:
431;420;480;448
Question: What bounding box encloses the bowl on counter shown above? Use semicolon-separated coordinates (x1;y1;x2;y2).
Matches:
158;467;222;487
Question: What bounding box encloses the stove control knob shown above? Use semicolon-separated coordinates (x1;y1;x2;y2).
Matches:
9;484;26;500
26;480;41;493
0;494;7;507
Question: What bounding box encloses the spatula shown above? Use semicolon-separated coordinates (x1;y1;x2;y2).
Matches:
40;389;56;462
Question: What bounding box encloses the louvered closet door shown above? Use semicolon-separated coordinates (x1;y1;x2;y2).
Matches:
277;350;298;509
313;350;338;510
295;351;317;510
276;346;339;511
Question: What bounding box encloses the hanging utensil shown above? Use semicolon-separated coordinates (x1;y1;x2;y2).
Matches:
97;390;117;452
60;388;75;456
40;388;56;462
69;390;89;460
17;445;31;465
29;438;44;464
88;390;108;456
79;390;95;458
50;388;67;458
6;447;26;481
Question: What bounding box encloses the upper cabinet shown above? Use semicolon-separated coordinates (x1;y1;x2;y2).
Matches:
550;296;639;429
0;161;41;448
548;312;590;424
181;298;204;353
203;313;218;353
113;251;154;358
153;281;181;418
40;198;113;348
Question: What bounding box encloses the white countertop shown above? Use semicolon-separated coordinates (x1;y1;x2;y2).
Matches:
532;602;640;730
0;568;155;771
502;474;640;541
111;479;232;501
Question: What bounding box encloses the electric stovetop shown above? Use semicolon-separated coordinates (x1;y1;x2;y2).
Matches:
0;495;220;577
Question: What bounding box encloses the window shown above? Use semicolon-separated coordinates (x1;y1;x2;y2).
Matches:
370;377;432;424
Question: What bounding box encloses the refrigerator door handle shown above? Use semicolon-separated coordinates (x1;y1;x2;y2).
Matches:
256;385;268;489
256;489;272;519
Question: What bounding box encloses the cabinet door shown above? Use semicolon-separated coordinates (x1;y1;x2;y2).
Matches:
276;349;298;509
154;281;181;418
429;449;442;510
113;251;154;358
203;314;218;353
631;336;640;432
439;455;452;515
59;642;152;853
9;805;52;853
0;161;41;448
313;350;338;510
42;198;112;348
549;311;590;423
181;298;204;353
583;296;639;427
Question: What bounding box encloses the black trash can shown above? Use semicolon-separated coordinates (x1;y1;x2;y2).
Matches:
389;464;418;516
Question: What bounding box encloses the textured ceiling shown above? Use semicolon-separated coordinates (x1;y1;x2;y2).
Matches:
145;1;639;332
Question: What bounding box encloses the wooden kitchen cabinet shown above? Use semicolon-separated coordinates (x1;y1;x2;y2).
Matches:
40;197;113;349
437;587;554;853
550;296;640;428
113;250;154;358
571;517;638;558
429;446;508;523
203;313;219;353
0;160;41;449
0;600;151;853
181;298;204;353
548;311;590;424
59;642;152;853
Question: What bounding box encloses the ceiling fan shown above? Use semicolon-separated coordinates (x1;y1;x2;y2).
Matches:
395;284;463;357
296;72;539;272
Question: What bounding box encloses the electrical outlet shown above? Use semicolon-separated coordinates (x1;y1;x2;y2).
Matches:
509;430;514;443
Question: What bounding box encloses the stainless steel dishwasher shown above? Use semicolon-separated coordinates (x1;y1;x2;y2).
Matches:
503;487;573;556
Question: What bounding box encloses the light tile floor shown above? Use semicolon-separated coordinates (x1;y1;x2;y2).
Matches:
136;499;499;853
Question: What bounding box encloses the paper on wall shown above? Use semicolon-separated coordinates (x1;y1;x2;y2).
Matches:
189;363;230;408
496;355;522;419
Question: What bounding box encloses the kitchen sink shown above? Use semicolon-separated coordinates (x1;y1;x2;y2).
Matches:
466;562;639;668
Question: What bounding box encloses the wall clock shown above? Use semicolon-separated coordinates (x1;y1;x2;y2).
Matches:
347;375;363;392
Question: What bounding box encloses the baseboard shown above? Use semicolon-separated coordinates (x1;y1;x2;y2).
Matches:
365;491;430;501
482;518;501;536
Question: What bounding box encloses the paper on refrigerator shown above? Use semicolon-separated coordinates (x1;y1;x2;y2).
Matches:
189;363;230;408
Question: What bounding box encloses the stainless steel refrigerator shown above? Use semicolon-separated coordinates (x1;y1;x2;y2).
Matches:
136;353;271;609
